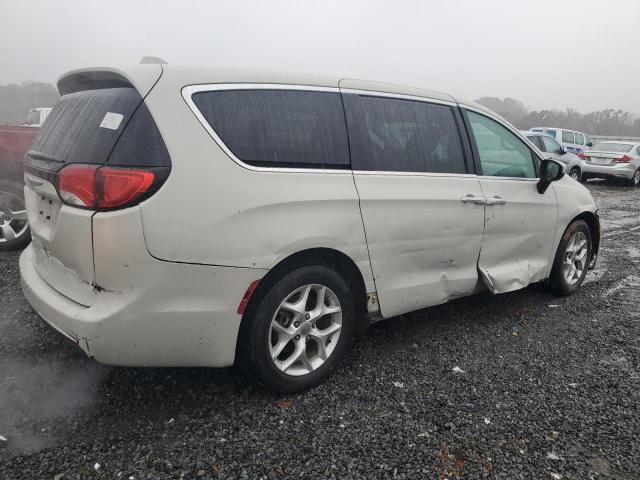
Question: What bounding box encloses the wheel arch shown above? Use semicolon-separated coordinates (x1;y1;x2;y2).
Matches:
569;164;582;177
235;247;370;360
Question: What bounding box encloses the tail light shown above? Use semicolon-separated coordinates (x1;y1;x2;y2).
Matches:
613;155;632;163
56;164;164;210
578;152;588;161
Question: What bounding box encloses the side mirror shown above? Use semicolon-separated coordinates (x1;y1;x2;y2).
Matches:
537;159;564;194
560;146;566;154
586;141;593;147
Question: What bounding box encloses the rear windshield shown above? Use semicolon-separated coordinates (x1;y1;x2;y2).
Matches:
592;142;634;153
27;87;169;171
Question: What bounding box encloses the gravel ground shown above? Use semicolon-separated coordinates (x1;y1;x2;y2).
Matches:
1;181;639;480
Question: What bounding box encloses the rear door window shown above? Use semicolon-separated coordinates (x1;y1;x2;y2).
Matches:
467;111;536;178
562;130;575;144
342;94;467;173
192;89;350;169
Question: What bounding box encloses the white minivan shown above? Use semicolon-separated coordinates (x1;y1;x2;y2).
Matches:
20;64;600;392
530;127;593;155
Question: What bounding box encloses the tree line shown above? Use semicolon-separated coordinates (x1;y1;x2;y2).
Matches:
476;97;640;137
1;82;638;137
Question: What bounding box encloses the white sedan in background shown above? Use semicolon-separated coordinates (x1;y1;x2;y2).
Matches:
581;141;640;186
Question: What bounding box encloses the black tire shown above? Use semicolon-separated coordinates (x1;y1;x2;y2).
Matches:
238;265;355;393
631;169;640;187
569;167;581;182
0;179;31;252
549;220;592;296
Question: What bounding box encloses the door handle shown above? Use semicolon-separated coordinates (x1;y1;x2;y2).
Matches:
485;195;506;206
460;194;486;205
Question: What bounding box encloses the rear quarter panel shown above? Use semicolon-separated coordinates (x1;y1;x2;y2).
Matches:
138;71;375;292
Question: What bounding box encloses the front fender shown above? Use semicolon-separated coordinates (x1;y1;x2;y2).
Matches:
550;178;599;272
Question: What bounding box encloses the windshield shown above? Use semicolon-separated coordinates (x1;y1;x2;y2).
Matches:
592;142;634;153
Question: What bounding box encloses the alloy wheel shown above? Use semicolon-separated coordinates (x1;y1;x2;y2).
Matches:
0;191;29;245
563;231;588;286
269;284;342;376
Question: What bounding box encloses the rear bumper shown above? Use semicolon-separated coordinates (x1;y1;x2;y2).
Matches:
582;162;636;180
20;243;265;367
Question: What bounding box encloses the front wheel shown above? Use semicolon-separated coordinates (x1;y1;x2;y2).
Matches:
238;265;355;392
631;169;640;187
549;220;592;296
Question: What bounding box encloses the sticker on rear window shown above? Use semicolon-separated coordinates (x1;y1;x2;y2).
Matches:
99;112;124;130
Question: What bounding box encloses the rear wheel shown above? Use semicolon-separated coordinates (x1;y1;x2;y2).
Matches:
0;180;30;252
549;220;592;296
631;169;640;187
238;265;355;392
569;167;581;182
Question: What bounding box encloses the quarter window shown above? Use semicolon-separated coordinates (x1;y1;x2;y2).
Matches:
467;111;536;178
541;135;563;155
192;89;350;169
343;94;466;173
562;130;575;144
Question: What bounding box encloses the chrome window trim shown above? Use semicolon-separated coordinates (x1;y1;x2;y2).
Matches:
183;83;468;176
478;176;539;182
340;88;457;107
181;83;351;175
353;170;476;178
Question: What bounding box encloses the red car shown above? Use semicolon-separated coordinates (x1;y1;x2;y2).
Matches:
0;124;39;250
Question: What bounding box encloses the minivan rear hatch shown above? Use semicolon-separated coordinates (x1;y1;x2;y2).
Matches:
23;66;164;306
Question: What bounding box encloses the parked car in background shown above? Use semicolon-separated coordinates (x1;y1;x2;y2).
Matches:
23;107;52;127
20;64;600;392
0;107;51;250
530;127;593;155
523;131;583;181
581;141;640;186
0;124;39;250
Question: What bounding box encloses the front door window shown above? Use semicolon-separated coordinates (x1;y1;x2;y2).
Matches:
467;111;536;178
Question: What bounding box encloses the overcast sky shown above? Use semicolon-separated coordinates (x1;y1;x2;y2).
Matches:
1;0;638;114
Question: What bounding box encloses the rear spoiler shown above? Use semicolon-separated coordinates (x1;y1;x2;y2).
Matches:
56;65;163;97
